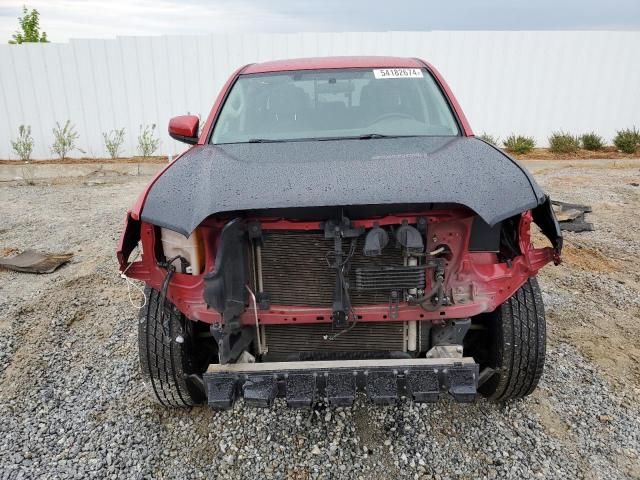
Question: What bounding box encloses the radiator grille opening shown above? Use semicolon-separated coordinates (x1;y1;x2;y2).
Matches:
259;230;411;307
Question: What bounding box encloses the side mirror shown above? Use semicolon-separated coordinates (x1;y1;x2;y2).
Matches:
168;115;199;145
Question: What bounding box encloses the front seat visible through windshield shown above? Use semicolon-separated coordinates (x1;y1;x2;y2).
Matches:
211;68;459;144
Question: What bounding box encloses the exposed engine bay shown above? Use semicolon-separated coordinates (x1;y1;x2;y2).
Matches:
122;203;558;407
126;201;560;367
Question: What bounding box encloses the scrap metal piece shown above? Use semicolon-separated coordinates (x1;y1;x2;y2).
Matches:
551;200;594;232
0;250;73;274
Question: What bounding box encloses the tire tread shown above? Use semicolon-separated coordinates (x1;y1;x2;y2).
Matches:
138;287;198;408
485;277;546;401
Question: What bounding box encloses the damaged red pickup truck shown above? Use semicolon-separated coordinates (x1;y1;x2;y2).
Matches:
117;56;562;409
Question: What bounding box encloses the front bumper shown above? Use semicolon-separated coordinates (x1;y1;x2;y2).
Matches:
203;357;479;409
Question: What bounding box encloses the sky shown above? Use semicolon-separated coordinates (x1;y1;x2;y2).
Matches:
0;0;638;43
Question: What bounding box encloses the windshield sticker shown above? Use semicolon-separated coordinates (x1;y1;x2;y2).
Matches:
373;68;423;79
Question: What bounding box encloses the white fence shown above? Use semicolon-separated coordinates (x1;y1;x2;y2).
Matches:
1;31;639;159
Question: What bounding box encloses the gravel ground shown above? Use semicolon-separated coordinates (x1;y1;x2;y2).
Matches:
0;163;639;479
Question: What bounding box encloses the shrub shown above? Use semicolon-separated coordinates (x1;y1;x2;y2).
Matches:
51;120;83;160
503;134;535;154
580;132;604;151
548;131;580;154
478;133;499;146
11;125;34;161
137;124;160;157
613;127;640;154
102;128;126;159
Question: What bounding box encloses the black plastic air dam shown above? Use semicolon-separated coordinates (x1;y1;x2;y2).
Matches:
141;136;546;236
203;357;479;409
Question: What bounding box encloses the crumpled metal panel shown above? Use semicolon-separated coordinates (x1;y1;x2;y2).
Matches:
0;250;73;274
141;136;546;236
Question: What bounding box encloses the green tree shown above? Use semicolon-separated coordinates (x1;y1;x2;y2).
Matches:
9;6;49;44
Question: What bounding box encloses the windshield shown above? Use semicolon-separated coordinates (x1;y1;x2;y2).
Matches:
210;68;460;144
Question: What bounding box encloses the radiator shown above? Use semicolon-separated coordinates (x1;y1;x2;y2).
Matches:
264;322;406;355
259;230;414;307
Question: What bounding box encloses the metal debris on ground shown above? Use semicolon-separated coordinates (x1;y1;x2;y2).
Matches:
0;250;73;274
552;200;594;232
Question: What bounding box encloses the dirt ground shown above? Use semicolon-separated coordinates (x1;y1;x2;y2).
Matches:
535;165;640;390
0;161;639;479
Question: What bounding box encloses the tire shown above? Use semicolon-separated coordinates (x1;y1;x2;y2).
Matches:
138;286;208;407
477;277;546;401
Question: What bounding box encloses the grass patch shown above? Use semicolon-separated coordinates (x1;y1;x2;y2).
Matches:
503;134;535;154
549;131;580;154
580;132;604;151
613;127;640;154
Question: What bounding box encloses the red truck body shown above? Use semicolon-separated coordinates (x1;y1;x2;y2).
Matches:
119;56;561;409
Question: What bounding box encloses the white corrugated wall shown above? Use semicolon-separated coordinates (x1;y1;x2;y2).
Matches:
0;31;639;159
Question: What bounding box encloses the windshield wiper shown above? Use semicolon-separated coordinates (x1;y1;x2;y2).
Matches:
358;133;426;139
244;134;422;143
317;134;421;141
358;133;395;139
247;138;287;143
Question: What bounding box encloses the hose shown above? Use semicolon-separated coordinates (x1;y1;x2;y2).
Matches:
409;274;445;311
418;280;445;312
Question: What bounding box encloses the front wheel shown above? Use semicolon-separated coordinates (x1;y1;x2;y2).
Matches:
475;277;546;401
138;287;210;407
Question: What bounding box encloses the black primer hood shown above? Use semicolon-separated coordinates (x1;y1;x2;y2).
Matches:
141;136;546;236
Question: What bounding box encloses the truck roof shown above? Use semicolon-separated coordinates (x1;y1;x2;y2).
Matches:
241;56;424;74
